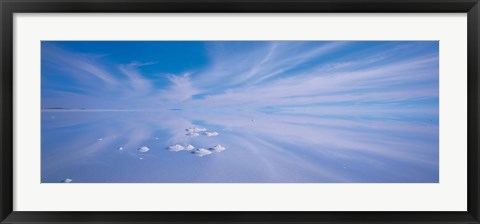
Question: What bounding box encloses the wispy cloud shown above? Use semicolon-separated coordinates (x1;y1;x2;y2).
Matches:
156;73;200;103
118;63;153;94
42;44;119;87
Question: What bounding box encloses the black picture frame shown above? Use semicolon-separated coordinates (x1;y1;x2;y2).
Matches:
1;0;479;223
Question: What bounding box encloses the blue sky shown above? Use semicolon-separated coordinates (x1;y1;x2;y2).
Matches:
41;41;439;183
42;41;438;112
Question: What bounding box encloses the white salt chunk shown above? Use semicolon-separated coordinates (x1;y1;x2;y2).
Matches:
186;132;199;137
168;144;185;152
137;146;150;153
186;127;207;133
203;131;219;137
62;178;73;183
210;144;226;153
192;148;212;157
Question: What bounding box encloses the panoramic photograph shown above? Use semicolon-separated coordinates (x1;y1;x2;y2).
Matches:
41;41;439;183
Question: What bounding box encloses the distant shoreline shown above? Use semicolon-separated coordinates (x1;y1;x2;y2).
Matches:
41;109;160;112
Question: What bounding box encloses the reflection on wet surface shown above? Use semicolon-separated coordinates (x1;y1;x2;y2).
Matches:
41;109;438;183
